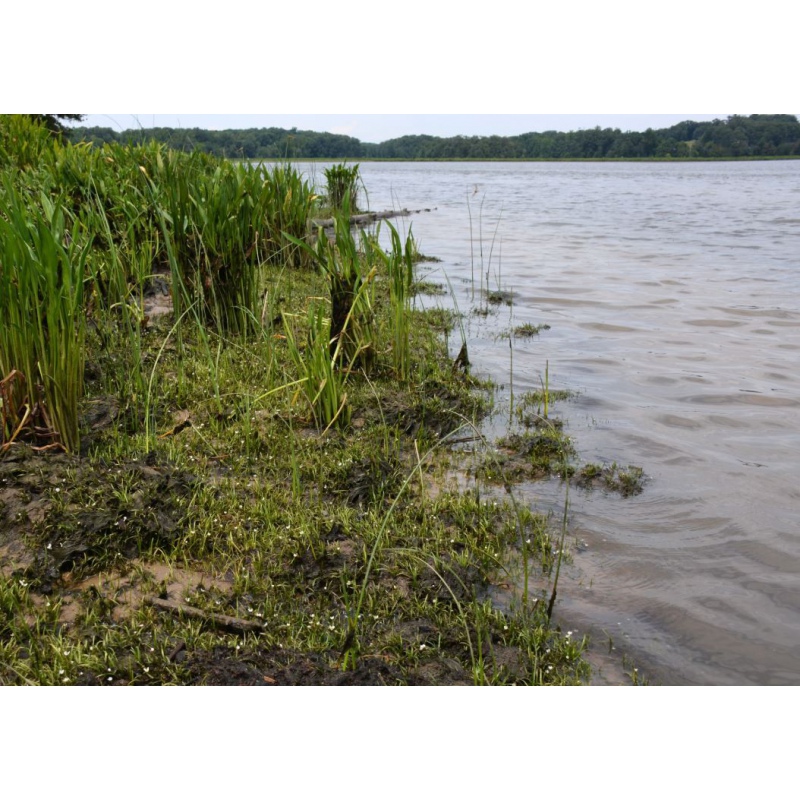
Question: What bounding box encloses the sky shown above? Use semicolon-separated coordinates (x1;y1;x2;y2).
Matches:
75;114;739;143
9;2;794;144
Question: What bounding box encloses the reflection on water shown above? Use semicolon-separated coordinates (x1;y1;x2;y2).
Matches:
304;160;800;684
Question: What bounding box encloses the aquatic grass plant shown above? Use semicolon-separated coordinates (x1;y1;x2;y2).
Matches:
574;462;645;496
283;302;351;431
513;322;550;338
181;163;265;334
142;153;255;334
0;115;54;171
0;181;90;452
93;146;317;334
82;195;155;423
368;222;416;381
324;163;361;212
287;204;378;374
262;163;318;270
466;191;505;312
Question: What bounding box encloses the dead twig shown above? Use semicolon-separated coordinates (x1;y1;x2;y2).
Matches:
145;596;265;635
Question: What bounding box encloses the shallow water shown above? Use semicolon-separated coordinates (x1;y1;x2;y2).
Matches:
304;160;800;684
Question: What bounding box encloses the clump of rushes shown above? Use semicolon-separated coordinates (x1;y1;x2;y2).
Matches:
147;155;318;334
283;301;351;431
368;222;416;381
324;163;361;212
0;114;54;171
287;203;378;374
513;322;550;339
261;163;318;270
0;180;89;452
575;462;645;496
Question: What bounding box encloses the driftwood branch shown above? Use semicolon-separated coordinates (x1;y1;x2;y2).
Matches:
145;596;264;635
310;207;435;231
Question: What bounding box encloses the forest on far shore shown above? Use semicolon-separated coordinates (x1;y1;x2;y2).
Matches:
68;115;800;160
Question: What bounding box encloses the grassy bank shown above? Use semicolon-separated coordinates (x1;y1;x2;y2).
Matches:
0;115;590;685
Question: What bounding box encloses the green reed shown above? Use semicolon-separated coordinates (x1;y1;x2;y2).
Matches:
287;200;377;373
367;222;415;381
261;163;318;270
0;115;54;171
283;303;351;431
324;163;361;212
0;181;90;452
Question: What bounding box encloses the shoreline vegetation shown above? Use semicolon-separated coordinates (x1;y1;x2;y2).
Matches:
69;115;800;161
1;115;645;686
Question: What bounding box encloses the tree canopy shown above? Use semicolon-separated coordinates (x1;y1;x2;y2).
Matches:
30;115;85;136
67;115;800;159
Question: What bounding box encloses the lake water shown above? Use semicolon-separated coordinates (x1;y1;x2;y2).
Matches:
304;160;800;685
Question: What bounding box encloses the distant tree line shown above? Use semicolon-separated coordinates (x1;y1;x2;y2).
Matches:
68;115;800;159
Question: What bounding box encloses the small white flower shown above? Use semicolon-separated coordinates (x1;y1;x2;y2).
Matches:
419;644;426;650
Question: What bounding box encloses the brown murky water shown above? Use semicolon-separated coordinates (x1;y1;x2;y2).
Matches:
302;160;800;684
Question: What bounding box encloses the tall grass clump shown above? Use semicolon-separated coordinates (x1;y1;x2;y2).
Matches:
368;222;415;381
183;162;265;334
287;200;377;373
283;302;351;431
142;155;317;333
82;196;155;420
261;163;318;270
0;181;90;452
324;163;361;213
0;115;54;172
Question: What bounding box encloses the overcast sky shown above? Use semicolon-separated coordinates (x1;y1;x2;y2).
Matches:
77;114;737;143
